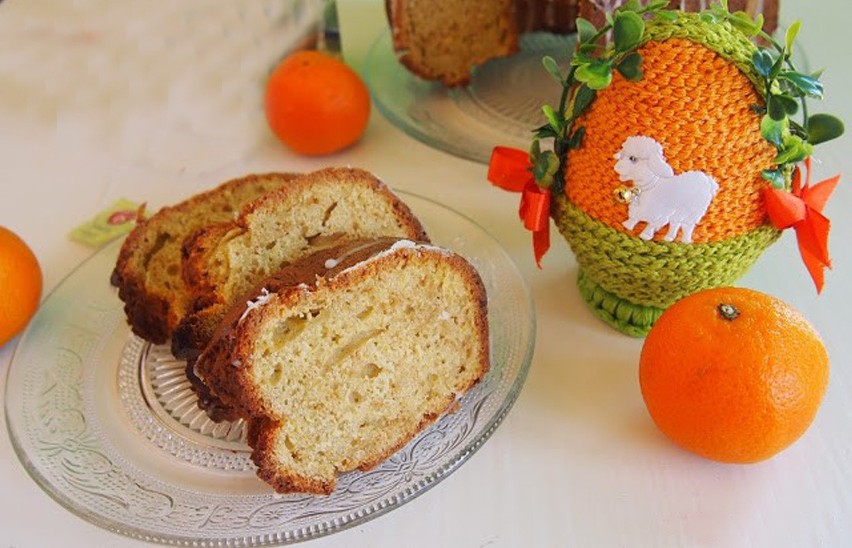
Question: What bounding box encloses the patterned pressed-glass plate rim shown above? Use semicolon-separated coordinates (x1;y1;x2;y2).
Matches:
4;191;536;546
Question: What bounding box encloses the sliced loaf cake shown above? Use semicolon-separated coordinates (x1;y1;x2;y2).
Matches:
195;238;490;494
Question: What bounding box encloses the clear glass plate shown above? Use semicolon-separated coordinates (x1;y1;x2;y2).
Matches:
365;31;576;164
4;192;535;546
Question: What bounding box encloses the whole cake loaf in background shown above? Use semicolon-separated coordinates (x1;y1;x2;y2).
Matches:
386;0;778;86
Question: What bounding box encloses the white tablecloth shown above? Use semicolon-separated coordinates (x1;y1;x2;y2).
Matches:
1;0;850;546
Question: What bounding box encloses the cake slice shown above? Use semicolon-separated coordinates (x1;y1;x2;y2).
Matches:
172;167;429;419
386;0;520;87
111;173;294;344
195;238;490;494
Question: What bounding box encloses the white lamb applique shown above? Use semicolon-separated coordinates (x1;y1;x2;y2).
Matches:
614;135;719;243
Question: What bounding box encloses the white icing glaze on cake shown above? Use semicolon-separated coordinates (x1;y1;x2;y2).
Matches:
238;287;273;324
335;240;451;278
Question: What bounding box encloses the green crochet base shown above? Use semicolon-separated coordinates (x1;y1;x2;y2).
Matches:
553;196;781;335
577;269;663;337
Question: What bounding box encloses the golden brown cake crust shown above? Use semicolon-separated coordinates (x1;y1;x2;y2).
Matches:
111;173;296;344
197;238;490;494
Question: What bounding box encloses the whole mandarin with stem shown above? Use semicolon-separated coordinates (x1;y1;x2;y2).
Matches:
639;287;829;463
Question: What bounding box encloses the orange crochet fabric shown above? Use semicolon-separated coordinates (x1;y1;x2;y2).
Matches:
564;38;777;243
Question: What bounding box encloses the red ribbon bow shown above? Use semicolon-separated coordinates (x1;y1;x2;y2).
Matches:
488;146;551;268
764;157;840;293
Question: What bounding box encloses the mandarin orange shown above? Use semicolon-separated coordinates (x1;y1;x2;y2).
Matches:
265;50;370;155
639;287;829;463
0;227;43;347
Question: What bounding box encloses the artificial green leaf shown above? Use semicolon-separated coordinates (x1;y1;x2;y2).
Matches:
571;51;596;67
654;10;679;22
589;73;612;90
776;94;799;116
568;126;586;149
700;12;719;24
529;138;540;160
769;53;785;79
774;136;813;164
766;94;798;120
729;11;761;37
619;0;642;12
574;63;592;81
760;115;785;146
646;0;670;10
542;104;562;131
767;95;787;121
542;56;563;84
613;11;644;53
575;17;598;45
807;113;845;145
533;150;560;187
810;67;826;80
752;49;775;78
788;119;808;139
761;168;786;189
709;3;727;17
576;61;613;90
731;10;756;24
779;147;812;165
572;84;596;118
753;13;764;33
782;133;806;148
719;0;730;11
534;125;558;140
778;71;824;99
785;20;801;52
616;52;643;81
605;11;614;26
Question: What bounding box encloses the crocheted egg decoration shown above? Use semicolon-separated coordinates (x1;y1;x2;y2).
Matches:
553;14;782;336
488;6;842;337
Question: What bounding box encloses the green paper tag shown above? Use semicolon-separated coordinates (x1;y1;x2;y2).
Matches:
70;198;143;247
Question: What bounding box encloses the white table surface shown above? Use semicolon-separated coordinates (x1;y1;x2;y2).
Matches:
1;0;850;546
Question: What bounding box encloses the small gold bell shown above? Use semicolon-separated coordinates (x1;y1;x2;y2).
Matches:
613;185;638;204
